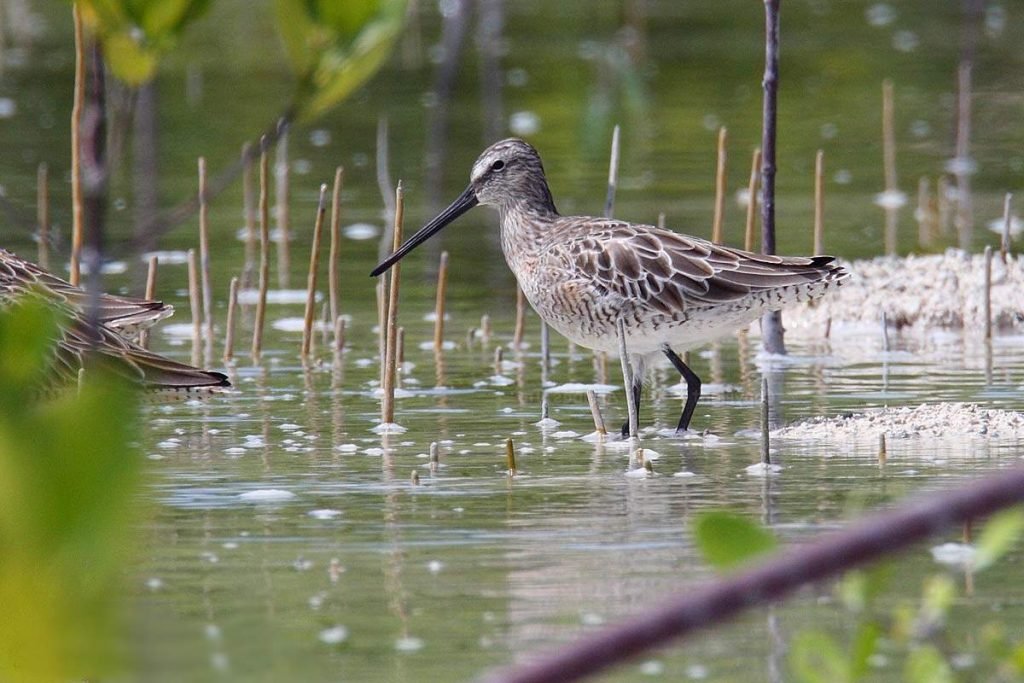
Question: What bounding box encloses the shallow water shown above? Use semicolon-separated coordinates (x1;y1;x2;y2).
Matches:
2;1;1024;681
126;322;1024;682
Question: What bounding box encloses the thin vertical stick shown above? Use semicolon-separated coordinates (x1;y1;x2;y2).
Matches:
241;142;256;287
745;148;762;252
36;162;49;270
430;442;440;473
882;79;898;194
433;251;450;351
377;279;387;384
397;326;406;367
916;177;932;248
138;255;158;349
275;120;291;289
813;149;824;254
320;301;329;350
144;256;158;301
187;248;201;362
480;314;492;344
761;1;780;256
223;276;239;362
333;317;346;354
983;245;993;340
604;124;621;218
954;62;974;251
955;63;972;163
882;79;899;256
616;318;638;439
251;142;270;362
382;183;404;425
586;390;607;436
376;117;396;260
937;176;952;235
302;184;329;358
760;0;785;356
329;166;344;324
505;438;517;477
198;157;213;345
70;3;85;286
712;126;728;244
760;377;771;465
1000;193;1012;263
513;285;526;350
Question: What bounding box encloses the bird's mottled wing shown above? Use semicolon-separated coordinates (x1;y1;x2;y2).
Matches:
560;219;841;316
58;320;230;390
0;248;172;334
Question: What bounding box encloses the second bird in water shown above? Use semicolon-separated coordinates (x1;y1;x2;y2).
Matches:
372;138;847;435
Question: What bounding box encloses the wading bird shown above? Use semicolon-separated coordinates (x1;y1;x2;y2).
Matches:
372;139;846;435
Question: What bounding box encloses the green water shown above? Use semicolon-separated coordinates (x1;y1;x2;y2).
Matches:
2;1;1024;681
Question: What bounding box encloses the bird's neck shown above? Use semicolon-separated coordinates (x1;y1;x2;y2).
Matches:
497;197;559;283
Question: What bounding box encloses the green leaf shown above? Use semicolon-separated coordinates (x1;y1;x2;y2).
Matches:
848;621;882;679
789;631;848;683
274;0;408;121
100;31;160;85
837;564;892;613
921;574;956;626
0;301;143;680
904;645;954;683
692;511;777;571
74;0;212;85
974;507;1024;572
0;298;61;414
1011;641;1024;673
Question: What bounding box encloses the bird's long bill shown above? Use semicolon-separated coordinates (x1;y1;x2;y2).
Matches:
370;186;479;277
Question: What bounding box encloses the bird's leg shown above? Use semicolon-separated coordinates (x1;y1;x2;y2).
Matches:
619;376;642;438
616;318;640;439
662;345;702;433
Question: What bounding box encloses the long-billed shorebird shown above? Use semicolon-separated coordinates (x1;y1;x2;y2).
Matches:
0;247;230;394
372;139;846;434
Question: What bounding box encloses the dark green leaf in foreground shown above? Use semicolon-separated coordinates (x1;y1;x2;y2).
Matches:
693;511;777;571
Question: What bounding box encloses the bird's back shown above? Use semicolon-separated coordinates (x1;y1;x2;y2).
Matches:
507;217;847;354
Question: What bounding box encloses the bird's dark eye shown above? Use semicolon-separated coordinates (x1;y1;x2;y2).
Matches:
491;160;505;171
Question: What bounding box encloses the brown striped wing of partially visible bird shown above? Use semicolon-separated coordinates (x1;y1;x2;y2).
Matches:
372;138;848;435
0;247;230;394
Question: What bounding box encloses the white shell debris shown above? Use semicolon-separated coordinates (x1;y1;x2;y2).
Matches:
238;489;296;503
775;403;1024;441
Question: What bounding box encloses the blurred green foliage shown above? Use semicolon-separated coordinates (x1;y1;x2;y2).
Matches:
77;0;213;84
74;0;407;121
0;299;143;681
788;511;1024;683
692;511;777;570
275;0;407;121
692;506;1024;680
